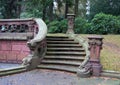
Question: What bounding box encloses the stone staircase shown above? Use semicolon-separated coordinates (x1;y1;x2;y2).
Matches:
37;34;86;73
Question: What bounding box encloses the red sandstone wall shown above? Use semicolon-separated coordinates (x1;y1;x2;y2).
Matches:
0;40;30;64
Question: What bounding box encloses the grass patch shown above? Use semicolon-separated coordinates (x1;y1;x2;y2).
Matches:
101;35;120;72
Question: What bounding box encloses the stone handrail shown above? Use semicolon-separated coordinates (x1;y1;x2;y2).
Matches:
27;19;47;45
66;14;103;77
67;33;90;67
22;18;47;70
0;18;34;33
67;33;91;77
66;14;91;77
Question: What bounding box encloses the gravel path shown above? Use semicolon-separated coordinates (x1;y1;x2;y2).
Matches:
0;69;119;85
0;69;78;85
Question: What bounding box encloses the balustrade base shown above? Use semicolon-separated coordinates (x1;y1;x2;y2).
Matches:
22;56;40;70
77;62;92;78
90;59;102;76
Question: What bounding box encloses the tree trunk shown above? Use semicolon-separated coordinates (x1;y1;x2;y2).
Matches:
75;0;79;16
49;2;53;21
65;0;69;18
4;0;22;18
16;0;22;18
5;0;15;18
42;8;46;21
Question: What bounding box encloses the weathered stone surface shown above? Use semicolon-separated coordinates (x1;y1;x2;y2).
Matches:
0;33;33;40
22;19;47;70
88;35;103;76
66;14;75;34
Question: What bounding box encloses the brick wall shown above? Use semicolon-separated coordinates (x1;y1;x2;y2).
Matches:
0;40;30;64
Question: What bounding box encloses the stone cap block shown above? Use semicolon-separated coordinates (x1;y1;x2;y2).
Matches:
0;33;33;40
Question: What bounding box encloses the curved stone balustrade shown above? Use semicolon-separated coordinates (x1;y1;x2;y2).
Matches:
22;19;47;70
67;33;91;77
0;19;47;70
66;14;91;77
0;19;36;64
66;14;104;77
0;19;36;33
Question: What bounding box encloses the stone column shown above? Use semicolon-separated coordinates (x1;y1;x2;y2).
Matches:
88;35;103;76
66;14;75;34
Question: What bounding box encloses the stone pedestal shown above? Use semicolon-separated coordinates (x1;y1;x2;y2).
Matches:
88;35;103;76
66;14;75;34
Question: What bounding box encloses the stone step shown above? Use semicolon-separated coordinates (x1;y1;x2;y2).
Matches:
47;38;74;41
0;66;26;76
42;34;86;74
47;34;68;37
47;44;82;48
41;60;81;66
44;56;85;60
37;64;77;73
47;48;85;52
47;41;79;44
46;52;86;56
47;36;68;39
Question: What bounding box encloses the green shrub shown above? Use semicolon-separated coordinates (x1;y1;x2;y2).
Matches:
45;20;50;25
48;19;67;33
74;17;91;34
117;16;120;34
0;15;3;18
117;16;120;20
90;13;120;34
59;19;67;33
47;13;120;34
48;20;60;33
